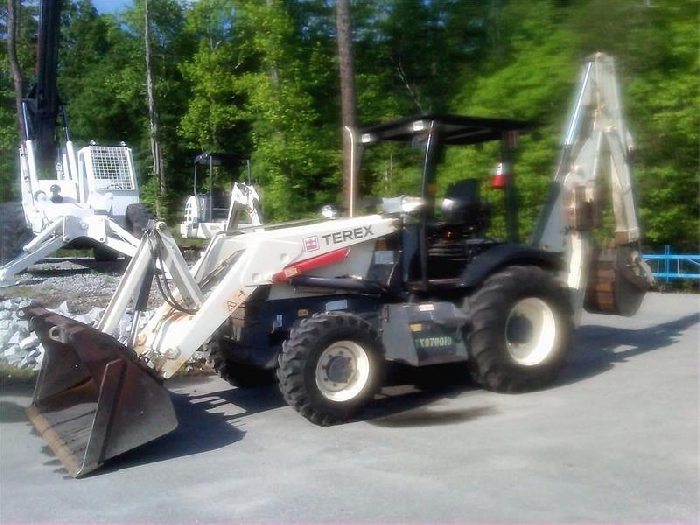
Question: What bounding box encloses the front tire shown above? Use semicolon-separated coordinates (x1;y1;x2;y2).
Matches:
464;265;573;392
277;312;383;426
207;338;275;388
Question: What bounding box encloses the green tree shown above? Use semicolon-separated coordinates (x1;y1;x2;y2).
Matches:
229;0;338;220
445;0;579;238
119;0;192;217
0;0;37;199
618;1;699;250
178;0;249;154
58;0;143;144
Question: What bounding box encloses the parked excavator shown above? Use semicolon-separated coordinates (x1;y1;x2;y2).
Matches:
180;153;263;239
0;0;149;287
21;53;653;477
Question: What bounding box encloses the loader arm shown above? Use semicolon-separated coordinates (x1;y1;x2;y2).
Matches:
100;215;396;379
531;52;653;316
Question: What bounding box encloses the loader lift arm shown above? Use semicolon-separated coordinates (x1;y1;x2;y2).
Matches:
531;52;653;316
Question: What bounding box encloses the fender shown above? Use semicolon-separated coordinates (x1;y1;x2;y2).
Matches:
460;243;563;288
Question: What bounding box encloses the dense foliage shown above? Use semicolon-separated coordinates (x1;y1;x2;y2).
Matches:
1;0;697;249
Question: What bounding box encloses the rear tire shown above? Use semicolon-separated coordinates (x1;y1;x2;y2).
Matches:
277;312;383;426
92;244;119;261
207;339;274;388
463;265;573;392
0;202;33;264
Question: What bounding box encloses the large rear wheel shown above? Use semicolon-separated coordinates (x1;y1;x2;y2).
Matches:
277;312;383;426
463;265;573;392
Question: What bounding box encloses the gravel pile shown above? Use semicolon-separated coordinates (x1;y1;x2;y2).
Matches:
0;259;209;376
0;297;155;372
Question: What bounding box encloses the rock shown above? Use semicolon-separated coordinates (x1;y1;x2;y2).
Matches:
58;301;73;315
88;307;105;322
20;334;40;351
74;314;94;325
15;320;29;335
3;345;22;366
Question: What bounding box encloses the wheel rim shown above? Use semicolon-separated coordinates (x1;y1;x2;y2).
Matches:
505;297;557;366
315;340;371;402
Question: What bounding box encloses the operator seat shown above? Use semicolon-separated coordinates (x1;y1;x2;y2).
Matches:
440;178;490;237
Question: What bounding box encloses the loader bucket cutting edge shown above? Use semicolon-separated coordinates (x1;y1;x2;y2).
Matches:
20;306;178;478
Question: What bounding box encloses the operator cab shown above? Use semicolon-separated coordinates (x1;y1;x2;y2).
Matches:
353;113;533;291
191;152;251;222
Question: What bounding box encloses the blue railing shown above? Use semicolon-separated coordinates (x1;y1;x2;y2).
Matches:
643;245;700;281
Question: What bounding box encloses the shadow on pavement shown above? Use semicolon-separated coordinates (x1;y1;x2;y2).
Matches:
92;388;256;477
90;365;485;475
25;312;698;477
0;400;31;423
560;312;699;385
365;363;494;427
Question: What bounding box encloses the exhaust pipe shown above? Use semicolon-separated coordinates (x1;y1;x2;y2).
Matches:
20;305;177;478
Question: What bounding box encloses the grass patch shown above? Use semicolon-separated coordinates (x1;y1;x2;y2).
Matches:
54;247;93;257
0;363;37;386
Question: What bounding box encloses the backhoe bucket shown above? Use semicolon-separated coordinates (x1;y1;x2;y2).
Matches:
585;246;654;316
20;306;177;478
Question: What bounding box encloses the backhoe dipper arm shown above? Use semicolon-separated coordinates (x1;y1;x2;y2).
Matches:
225;182;263;232
532;53;653;316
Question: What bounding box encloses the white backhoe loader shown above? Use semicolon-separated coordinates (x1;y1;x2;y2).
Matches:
21;53;653;478
180;153;263;239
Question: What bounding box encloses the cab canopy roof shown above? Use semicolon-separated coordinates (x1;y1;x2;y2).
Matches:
358;113;533;146
193;152;247;166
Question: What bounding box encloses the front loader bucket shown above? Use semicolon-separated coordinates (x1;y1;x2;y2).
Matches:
20;306;177;478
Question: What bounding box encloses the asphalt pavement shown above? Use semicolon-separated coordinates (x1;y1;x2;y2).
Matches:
1;292;698;523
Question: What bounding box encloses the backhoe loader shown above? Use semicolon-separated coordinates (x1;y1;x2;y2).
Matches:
21;53;653;477
179;153;263;239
